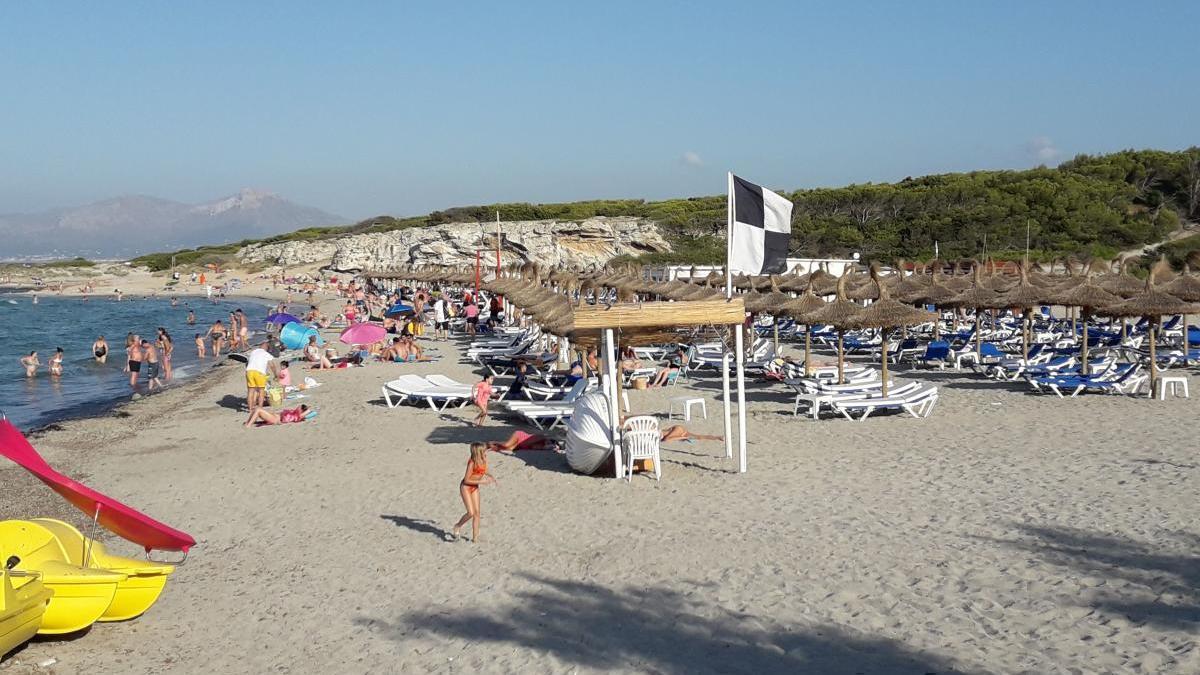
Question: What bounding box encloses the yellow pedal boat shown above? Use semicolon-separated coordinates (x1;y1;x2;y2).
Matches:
0;520;125;635
30;519;174;622
1;553;52;659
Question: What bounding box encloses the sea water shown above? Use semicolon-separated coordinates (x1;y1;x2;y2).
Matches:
0;294;273;430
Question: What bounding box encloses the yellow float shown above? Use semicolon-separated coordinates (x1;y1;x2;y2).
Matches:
30;519;174;622
0;520;125;635
1;552;52;658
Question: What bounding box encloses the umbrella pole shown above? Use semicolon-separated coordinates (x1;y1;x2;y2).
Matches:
837;330;845;385
975;311;982;361
1081;313;1089;376
1184;314;1190;367
1023;311;1029;362
880;332;889;396
773;317;779;359
1149;323;1158;397
804;324;812;378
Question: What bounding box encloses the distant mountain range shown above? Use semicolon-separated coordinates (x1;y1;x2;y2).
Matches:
0;189;344;259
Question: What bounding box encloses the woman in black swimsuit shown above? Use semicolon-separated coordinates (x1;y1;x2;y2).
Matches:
92;335;109;364
207;320;227;357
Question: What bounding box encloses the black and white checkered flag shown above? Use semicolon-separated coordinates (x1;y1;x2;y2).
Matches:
728;174;793;276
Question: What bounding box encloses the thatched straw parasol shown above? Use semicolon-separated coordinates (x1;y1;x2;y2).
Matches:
945;265;1006;361
780;281;827;376
847;266;936;395
778;266;811;292
1097;258;1145;298
996;260;1051;362
804;274;864;384
1101;260;1200;393
808;266;839;295
1047;271;1120;375
1164;262;1200;366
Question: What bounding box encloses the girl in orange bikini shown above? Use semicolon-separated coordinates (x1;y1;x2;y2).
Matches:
450;442;496;542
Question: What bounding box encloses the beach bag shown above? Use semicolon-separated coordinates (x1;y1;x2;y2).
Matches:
266;386;284;407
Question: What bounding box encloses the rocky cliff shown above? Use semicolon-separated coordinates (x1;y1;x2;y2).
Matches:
237;216;670;271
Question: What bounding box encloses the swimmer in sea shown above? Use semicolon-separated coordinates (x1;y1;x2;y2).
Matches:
20;351;40;378
187;309;196;325
195;333;206;358
92;335;109;364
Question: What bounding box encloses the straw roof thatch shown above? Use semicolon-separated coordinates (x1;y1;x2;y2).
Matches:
805;275;864;328
997;260;1050;309
1048;272;1121;311
1097;259;1146;298
780;282;826;321
848;266;936;330
1103;260;1200;318
1163;264;1200;302
945;266;1006;309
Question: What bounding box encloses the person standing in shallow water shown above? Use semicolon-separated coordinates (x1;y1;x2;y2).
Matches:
48;347;64;377
126;334;143;388
142;339;162;391
92;335;109;364
20;351;40;378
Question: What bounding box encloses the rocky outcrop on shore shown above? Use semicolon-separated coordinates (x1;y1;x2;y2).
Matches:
236;216;670;271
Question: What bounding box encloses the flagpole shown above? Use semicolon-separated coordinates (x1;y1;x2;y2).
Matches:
725;171;734;300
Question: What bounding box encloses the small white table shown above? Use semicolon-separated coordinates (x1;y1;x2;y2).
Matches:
1156;375;1190;400
668;396;707;421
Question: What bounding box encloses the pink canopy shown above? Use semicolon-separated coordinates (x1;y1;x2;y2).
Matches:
339;323;386;345
0;420;195;553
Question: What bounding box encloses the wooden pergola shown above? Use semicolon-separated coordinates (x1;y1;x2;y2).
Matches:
573;297;751;475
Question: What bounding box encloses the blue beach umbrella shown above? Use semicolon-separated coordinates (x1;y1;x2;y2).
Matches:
384;303;414;317
264;312;302;325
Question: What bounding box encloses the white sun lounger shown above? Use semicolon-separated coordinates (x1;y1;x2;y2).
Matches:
514;403;576;429
381;375;473;410
831;385;939;421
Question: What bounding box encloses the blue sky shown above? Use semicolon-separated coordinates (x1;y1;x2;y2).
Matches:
1;1;1197;220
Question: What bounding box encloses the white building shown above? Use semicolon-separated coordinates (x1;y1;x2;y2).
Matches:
648;256;863;282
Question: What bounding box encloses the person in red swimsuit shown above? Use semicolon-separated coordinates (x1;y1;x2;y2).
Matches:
486;430;558;453
451;443;496;542
244;404;311;427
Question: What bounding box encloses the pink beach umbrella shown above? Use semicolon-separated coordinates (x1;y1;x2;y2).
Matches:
339;323;386;345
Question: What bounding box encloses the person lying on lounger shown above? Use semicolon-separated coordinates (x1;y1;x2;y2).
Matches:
659;425;723;443
245;404;314;427
486;430;561;453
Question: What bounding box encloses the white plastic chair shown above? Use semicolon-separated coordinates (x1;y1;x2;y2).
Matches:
621;416;661;481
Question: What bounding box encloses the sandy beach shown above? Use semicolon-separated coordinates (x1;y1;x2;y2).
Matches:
2;320;1197;674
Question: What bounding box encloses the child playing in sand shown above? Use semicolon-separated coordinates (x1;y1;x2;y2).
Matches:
471;373;494;427
450;442;496;542
278;360;292;388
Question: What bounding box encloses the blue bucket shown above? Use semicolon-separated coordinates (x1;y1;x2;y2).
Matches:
280;322;323;350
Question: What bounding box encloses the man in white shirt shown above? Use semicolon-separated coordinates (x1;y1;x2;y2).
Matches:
244;341;279;422
433;294;449;340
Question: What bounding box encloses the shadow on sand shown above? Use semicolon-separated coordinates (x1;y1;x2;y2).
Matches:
980;523;1200;629
379;514;450;540
355;572;970;673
